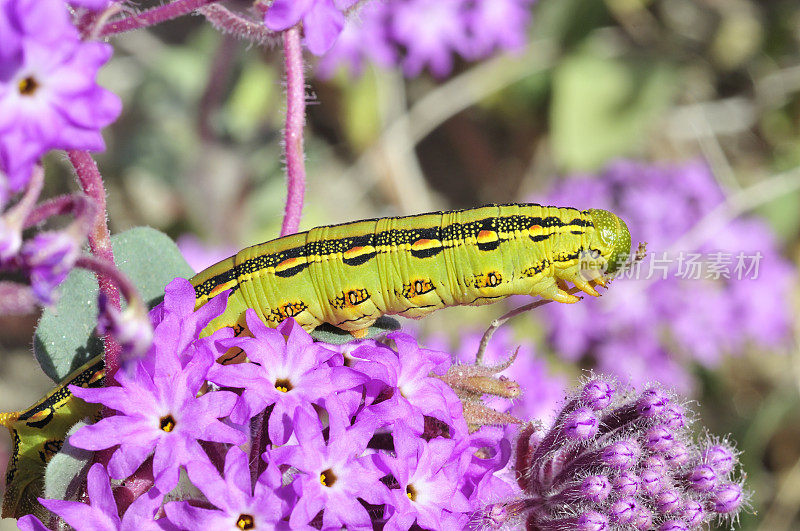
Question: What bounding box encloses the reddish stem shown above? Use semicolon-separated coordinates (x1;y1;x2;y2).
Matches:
99;0;219;36
67;150;122;381
279;26;307;237
199;4;282;46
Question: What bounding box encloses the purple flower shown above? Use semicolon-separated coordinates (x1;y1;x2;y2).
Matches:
17;463;172;531
0;0;121;187
68;280;246;491
378;422;471;530
264;0;355;55
580;475;611;503
148;277;233;366
206;309;366;444
474;380;748;528
317;0;539;78
390;0;471;77
316;1;396;77
269;406;388;529
97;291;154;360
465;0;531;58
19;231;79;304
543;159;795;392
355;332;467;436
165;447;288;530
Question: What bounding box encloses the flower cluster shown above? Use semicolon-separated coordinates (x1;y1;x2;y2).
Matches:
20;278;521;529
317;0;536;78
543;160;795;391
477;378;746;530
0;0;120;200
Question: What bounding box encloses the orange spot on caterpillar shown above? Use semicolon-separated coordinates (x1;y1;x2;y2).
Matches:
477;230;499;243
411;238;442;251
343;246;375;259
276;256;307;272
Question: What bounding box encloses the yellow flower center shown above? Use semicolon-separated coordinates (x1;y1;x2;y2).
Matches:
319;468;337;487
159;414;176;432
236;514;255;530
274;378;292;393
18;76;39;96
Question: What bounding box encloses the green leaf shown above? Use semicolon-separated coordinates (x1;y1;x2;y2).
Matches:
43;421;93;503
551;52;676;171
33;227;195;382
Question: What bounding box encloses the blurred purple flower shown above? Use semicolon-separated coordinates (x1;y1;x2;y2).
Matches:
465;0;532;58
542;160;795;391
19;231;79;305
0;0;121;188
264;0;356;55
390;0;471;77
319;0;537;78
165;447;289;530
316;1;396;77
18;463;173;531
0;211;22;260
175;234;236;273
97;291;154;360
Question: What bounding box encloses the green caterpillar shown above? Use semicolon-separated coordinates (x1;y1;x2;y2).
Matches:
1;203;630;518
193;203;630;337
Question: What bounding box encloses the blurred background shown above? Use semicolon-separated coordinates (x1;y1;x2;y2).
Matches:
2;0;800;528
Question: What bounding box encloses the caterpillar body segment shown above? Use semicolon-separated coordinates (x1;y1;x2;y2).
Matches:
0;356;103;518
191;203;631;337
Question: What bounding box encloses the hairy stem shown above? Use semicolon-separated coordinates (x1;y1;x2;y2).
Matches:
67;150;122;381
199;4;282;46
280;26;307;237
99;0;219;36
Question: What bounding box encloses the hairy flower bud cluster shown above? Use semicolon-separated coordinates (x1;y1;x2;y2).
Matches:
476;379;747;530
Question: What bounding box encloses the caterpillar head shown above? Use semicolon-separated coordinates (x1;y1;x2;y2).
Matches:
586;209;631;276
